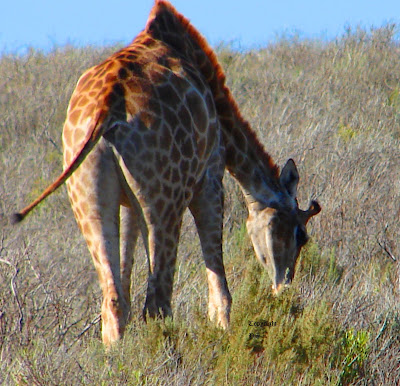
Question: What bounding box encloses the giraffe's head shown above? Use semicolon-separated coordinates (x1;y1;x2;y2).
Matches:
246;159;321;295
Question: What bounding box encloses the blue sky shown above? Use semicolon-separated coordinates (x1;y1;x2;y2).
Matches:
2;1;400;54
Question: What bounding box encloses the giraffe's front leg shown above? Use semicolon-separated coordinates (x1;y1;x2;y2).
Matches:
190;173;232;329
204;258;232;329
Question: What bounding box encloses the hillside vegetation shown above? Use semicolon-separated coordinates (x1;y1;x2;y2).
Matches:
1;25;400;384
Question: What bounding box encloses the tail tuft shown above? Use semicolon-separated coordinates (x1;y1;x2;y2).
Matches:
11;213;25;224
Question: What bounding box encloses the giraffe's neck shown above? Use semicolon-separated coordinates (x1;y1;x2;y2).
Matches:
220;111;281;207
146;1;281;207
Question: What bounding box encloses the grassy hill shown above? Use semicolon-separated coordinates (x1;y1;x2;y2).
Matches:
1;25;400;384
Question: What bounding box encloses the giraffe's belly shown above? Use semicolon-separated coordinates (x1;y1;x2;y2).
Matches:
103;110;222;215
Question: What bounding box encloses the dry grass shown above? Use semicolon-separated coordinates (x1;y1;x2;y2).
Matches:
1;25;400;384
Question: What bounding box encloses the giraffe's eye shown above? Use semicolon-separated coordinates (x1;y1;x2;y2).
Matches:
295;226;309;247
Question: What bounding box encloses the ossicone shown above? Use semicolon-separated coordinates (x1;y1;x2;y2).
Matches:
301;200;321;223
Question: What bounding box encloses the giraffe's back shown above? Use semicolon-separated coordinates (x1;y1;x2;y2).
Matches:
62;30;223;220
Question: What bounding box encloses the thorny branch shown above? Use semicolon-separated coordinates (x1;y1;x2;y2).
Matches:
377;239;397;261
376;225;397;261
26;250;53;303
0;247;24;332
76;314;101;340
66;314;101;352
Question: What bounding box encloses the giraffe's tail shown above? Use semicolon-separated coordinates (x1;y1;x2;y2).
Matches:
11;110;107;224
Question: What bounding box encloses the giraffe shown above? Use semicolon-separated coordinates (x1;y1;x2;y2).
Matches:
12;0;320;346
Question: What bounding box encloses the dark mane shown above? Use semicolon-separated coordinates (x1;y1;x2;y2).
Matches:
145;0;280;179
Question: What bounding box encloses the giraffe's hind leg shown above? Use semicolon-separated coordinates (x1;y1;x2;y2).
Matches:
119;205;139;316
67;144;129;346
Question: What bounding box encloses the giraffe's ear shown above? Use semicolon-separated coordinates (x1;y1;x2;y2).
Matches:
280;159;299;198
